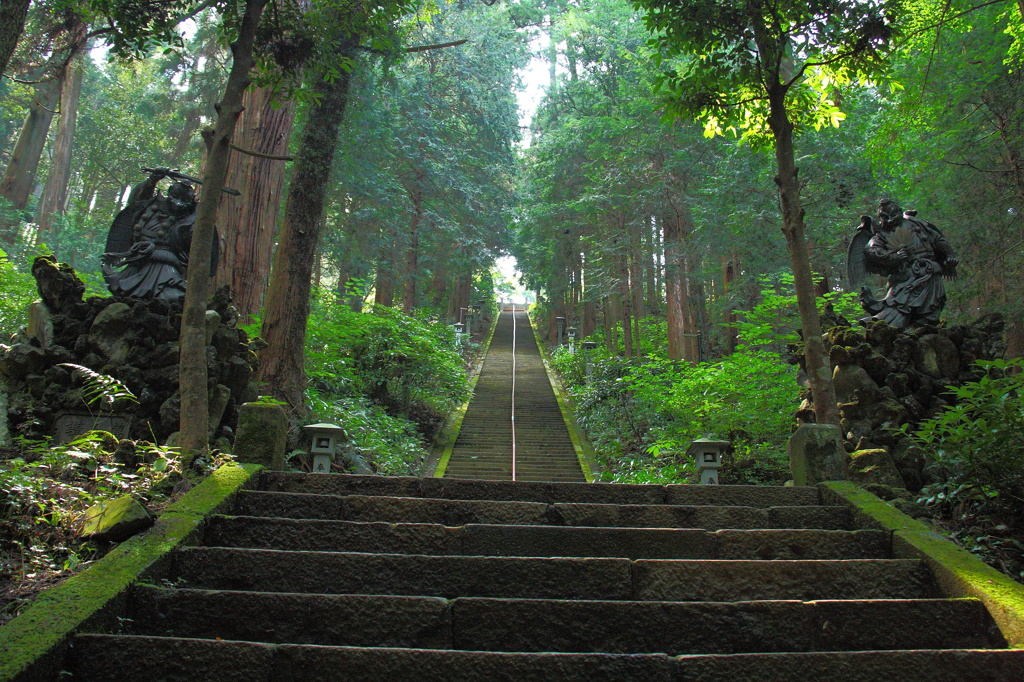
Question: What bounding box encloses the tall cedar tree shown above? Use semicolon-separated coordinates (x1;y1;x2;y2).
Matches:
634;0;896;425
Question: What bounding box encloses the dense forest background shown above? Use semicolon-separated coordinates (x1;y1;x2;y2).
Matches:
2;0;1024;597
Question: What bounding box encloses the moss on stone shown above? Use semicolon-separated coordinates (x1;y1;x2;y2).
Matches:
893;530;1024;648
0;463;262;681
820;479;1024;648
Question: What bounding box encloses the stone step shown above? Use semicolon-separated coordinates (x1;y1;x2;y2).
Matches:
231;491;850;530
258;472;822;506
172;548;935;601
204;516;891;560
127;587;1002;654
70;634;1024;681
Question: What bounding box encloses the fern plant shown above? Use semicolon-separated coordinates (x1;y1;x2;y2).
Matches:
59;364;137;411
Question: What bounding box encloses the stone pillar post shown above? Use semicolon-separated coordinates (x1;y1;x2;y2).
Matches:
788;423;848;486
234;402;288;470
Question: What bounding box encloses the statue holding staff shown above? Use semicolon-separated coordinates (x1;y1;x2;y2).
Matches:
847;198;958;328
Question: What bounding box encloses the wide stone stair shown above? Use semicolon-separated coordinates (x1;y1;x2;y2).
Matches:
67;473;1024;680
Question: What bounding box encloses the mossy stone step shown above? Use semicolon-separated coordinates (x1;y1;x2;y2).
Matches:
257;472;823;506
125;587;1002;654
172;548;936;601
231;491;851;530
204;516;890;560
70;635;1024;682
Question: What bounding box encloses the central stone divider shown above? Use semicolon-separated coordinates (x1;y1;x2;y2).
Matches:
61;471;1024;680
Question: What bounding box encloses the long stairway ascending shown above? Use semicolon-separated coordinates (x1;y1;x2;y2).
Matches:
67;473;1024;680
443;309;584;482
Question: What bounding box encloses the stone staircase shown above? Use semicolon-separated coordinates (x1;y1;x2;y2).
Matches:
66;474;1024;680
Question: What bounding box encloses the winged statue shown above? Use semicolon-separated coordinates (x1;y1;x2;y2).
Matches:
846;198;958;328
101;167;222;301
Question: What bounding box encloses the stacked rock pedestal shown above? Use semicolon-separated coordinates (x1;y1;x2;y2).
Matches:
0;257;262;445
791;309;1006;493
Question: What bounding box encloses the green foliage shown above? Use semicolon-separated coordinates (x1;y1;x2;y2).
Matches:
302;298;470;472
307;303;468;417
552;342;796;485
58;364;137;411
909;358;1024;515
305;393;425;476
0;249;36;338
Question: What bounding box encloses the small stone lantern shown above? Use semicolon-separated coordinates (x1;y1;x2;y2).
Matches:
582;340;597;381
685;438;730;485
304;423;346;474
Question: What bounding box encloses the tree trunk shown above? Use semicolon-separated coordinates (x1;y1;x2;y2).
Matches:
37;54;85;241
0;0;30;81
723;255;739;354
0;79;60;219
402;171;424;313
603;295;617;353
258;32;360;412
663;213;689;362
216;86;295;324
618;254;633;357
766;85;838;426
179;0;269;462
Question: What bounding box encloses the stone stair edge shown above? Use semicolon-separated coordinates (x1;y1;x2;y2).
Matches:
235;488;830;512
69;633;1024;682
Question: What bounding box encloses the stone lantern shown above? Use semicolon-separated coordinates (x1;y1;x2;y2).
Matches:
304;423;346;474
685;438;730;485
582;340;597;382
556;316;566;344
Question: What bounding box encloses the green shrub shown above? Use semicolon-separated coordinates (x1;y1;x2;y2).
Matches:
0;249;37;338
306;304;468;420
910;358;1024;514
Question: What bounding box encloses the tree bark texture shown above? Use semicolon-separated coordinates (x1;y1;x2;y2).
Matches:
663;213;691;362
618;253;633;357
258;33;360;412
402;170;424;313
723;255;739;354
37;55;85;239
766;84;839;426
216;86;296;323
179;0;269;460
0;0;30;79
0;78;60;215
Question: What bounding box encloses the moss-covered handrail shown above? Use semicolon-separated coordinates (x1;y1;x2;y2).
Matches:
0;463;263;681
527;312;601;483
821;480;1024;649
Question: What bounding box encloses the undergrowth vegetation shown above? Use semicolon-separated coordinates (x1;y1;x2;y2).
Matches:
551;322;796;485
294;298;473;475
906;357;1024;581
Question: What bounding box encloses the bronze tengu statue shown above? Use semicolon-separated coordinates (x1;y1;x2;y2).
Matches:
101;167;232;301
847;198;958;328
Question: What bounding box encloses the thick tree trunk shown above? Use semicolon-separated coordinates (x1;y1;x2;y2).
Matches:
663;213;690;362
766;86;838;426
0;0;29;80
259;33;360;412
216;86;295;323
179;0;268;461
37;54;85;240
0;79;60;217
